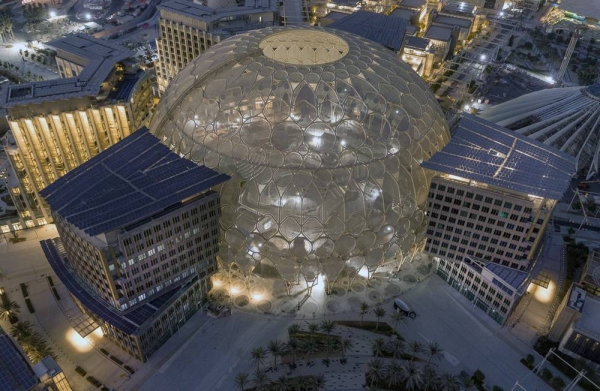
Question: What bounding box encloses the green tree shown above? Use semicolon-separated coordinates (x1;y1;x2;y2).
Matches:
310;374;326;391
251;370;270;391
401;362;423;391
425;342;444;365
267;340;285;370
438;373;461;391
251;347;267;372
388;338;405;361
320;319;335;336
389;311;406;332
366;359;384;386
372;338;386;357
0;293;20;323
407;341;424;362
385;361;402;388
373;307;386;330
287;324;301;337
234;372;249;391
359;301;369;325
422;365;440;391
286;337;299;366
340;337;353;359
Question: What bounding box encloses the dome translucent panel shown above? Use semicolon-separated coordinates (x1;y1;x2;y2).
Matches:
151;27;450;286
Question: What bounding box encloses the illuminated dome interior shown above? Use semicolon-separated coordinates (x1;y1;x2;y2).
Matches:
151;27;450;295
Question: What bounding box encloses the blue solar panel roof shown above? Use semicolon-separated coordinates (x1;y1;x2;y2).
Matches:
327;11;408;51
485;263;528;291
421;114;576;200
0;332;38;391
41;240;192;335
40;128;230;236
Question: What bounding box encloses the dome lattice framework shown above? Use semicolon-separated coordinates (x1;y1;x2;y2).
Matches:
151;27;450;295
480;85;600;180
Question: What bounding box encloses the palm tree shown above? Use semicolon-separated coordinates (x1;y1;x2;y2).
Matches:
359;301;370;326
267;340;285;370
323;338;337;359
372;338;386;357
272;375;289;391
0;294;20;323
389;311;406;332
401;362;423;391
310;374;326;391
308;322;319;340
438;373;461;391
301;339;318;361
234;372;249;391
11;321;33;341
287;324;301;337
385;361;402;388
251;347;267;372
373;307;386;330
287;337;299;366
388;338;405;361
422;365;440;391
320;319;335;336
407;341;424;362
340;338;353;359
366;358;385;386
251;370;270;391
459;377;477;391
425;341;444;366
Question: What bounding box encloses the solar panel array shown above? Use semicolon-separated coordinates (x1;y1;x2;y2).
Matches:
40;128;230;236
0;333;38;391
486;263;528;290
421;114;576;200
328;11;408;51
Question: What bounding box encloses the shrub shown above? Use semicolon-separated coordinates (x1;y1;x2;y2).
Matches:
46;276;54;287
110;355;123;365
51;287;60;301
472;369;485;386
86;376;102;388
525;354;535;366
20;283;28;298
492;387;504;391
520;358;533;369
124;365;135;374
541;368;553;380
25;298;35;314
550;377;566;390
75;366;86;376
100;348;109;355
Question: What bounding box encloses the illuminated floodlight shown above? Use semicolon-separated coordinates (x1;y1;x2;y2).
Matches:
85;13;91;20
49;11;56;18
480;54;486;61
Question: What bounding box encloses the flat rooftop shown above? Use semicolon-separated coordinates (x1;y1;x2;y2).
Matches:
434;14;472;29
0;331;38;390
485;262;528;291
404;35;430;50
40;128;230;236
421;114;576;200
1;34;134;108
576;294;600;339
443;1;477;15
328;11;408;51
424;25;453;41
398;0;425;8
390;8;417;20
158;0;277;22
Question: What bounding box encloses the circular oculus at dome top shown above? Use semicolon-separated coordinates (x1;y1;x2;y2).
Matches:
258;30;350;65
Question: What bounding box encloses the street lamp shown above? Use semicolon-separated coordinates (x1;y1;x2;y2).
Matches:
85;13;91;20
49;11;56;18
480;54;486;61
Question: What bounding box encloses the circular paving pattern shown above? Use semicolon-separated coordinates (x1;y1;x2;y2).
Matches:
348;296;362;309
368;290;383;304
370;277;382;287
212;289;227;298
351;283;366;293
280;300;295;313
332;287;345;297
417;264;430;275
235;295;249;307
232;280;246;292
326;300;341;313
403;275;418;285
257;300;272;312
302;302;319;314
384;283;402;296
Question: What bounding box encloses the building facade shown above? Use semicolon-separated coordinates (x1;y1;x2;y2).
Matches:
422;114;575;323
41;129;229;360
0;34;157;231
155;0;278;94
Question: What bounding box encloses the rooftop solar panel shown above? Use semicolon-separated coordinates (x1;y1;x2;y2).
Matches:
421;114;575;200
40;128;230;236
0;333;38;391
328;11;408;51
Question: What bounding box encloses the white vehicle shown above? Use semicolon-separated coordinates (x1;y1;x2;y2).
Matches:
393;298;416;318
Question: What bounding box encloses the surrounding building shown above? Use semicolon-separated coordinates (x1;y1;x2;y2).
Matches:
549;251;600;364
32;356;72;391
0;34;158;232
479;84;600;180
154;0;278;94
151;26;450;296
422;114;575;323
401;36;435;77
40;128;230;361
0;327;39;391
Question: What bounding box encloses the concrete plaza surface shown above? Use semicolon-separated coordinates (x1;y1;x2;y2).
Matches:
131;276;553;391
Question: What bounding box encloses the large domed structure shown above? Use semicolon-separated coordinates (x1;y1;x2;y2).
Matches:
150;27;450;294
480;85;600;180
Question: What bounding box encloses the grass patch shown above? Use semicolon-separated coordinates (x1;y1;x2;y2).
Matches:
20;283;28;298
51;287;60;301
75;366;86;376
25;298;35;314
334;321;402;339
